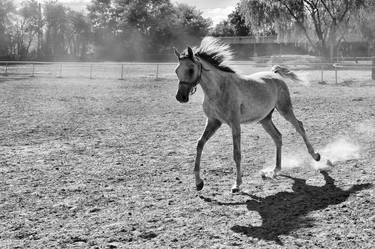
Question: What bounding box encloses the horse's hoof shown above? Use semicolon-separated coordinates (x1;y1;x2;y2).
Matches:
260;168;279;180
196;181;204;191
314;153;321;162
231;187;240;193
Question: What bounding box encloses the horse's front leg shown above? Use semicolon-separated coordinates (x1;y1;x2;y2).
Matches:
194;118;221;191
231;123;242;193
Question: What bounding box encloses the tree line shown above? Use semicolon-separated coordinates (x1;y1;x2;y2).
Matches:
214;0;375;61
0;0;374;61
0;0;211;61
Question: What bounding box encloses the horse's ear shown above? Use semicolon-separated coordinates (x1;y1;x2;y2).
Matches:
173;47;180;59
187;46;195;62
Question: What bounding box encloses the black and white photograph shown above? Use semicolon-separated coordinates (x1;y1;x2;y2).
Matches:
1;0;374;248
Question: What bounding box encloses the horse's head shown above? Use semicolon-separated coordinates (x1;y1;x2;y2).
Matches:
173;46;201;103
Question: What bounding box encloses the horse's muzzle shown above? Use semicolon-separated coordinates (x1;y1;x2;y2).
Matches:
176;93;189;103
176;83;190;103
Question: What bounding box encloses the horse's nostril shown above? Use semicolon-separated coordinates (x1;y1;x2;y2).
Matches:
176;94;188;103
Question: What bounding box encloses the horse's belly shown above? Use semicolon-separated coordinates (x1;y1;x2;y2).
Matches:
237;81;278;123
239;101;275;124
240;112;267;123
202;100;231;123
203;104;226;123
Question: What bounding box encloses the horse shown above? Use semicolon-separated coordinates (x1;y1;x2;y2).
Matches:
173;37;321;193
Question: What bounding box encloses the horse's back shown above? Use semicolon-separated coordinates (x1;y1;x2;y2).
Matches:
236;71;286;100
241;71;287;88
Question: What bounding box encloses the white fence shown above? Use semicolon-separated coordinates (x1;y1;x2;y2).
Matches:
0;59;374;84
0;62;174;80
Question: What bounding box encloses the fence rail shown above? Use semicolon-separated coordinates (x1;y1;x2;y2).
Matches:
0;60;374;84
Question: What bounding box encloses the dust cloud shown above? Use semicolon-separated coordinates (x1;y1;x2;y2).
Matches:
261;119;375;174
273;137;361;172
311;137;361;170
295;72;311;87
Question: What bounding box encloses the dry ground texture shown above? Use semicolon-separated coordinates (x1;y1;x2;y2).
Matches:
0;65;375;249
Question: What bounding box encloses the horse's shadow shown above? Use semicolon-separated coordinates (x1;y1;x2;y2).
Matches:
200;171;372;245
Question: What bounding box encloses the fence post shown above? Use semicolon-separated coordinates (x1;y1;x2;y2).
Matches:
335;64;338;84
156;64;159;80
90;64;93;79
372;56;375;80
31;63;35;77
57;63;62;78
120;64;124;80
5;63;8;76
320;64;323;82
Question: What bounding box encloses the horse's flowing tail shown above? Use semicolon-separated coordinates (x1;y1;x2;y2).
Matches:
272;65;300;82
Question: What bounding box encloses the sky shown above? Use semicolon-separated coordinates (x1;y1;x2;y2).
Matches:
21;0;240;26
173;0;239;25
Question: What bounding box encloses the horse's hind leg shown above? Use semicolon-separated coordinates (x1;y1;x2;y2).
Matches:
260;110;282;179
276;93;320;161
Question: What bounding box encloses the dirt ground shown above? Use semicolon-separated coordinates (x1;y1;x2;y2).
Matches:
0;70;374;248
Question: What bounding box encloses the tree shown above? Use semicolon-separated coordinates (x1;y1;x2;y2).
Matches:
238;0;280;37
1;0;212;61
113;0;210;59
0;0;15;57
211;20;235;37
353;0;375;79
211;3;252;37
87;0;211;60
43;1;69;58
115;0;178;59
43;1;89;60
239;0;366;61
87;0;119;59
11;0;42;59
174;4;211;44
67;11;91;58
228;5;251;36
87;0;117;36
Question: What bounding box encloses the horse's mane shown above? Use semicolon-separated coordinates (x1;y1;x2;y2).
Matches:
182;37;235;73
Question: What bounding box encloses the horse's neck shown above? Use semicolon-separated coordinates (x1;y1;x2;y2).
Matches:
199;61;227;99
